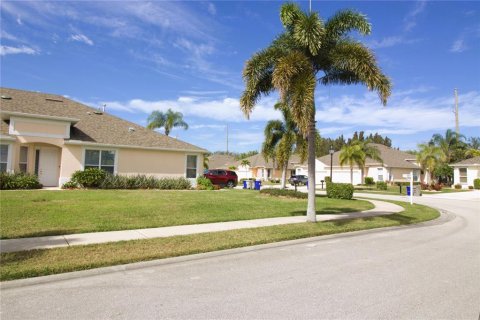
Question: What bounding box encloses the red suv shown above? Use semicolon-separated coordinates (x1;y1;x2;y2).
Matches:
204;169;238;188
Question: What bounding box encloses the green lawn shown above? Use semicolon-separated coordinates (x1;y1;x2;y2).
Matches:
0;201;439;281
351;186;473;195
0;189;373;239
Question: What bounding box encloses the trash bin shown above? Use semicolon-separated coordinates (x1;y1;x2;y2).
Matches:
413;186;422;196
254;180;261;190
406;186;411;196
243;180;248;189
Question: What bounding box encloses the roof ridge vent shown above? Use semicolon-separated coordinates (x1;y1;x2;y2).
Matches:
128;127;135;132
1;95;12;100
45;98;63;102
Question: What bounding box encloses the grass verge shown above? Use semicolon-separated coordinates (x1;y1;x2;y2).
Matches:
0;201;439;281
0;190;372;239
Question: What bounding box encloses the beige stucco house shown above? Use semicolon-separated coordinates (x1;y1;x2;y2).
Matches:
451;156;480;189
0;88;207;187
232;153;303;181
295;144;421;185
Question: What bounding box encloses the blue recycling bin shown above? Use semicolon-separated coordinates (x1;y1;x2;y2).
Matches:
243;180;248;189
406;186;411;196
254;180;261;190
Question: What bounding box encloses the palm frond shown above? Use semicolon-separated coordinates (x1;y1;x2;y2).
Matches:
325;9;371;40
280;2;302;30
293;12;324;56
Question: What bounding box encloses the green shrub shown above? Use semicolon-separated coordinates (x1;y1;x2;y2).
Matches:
196;176;214;190
71;168;107;188
324;176;331;183
0;172;42;190
100;175;190;190
326;182;354;200
474;179;480;190
364;177;374;185
61;180;78;189
259;188;307;199
454;184;462;189
468;185;474;190
158;177;191;190
376;181;388;190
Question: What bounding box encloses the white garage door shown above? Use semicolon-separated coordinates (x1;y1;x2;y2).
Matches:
331;170;361;185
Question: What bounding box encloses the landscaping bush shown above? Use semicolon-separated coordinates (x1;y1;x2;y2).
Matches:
196;176;214;190
326;182;354;200
259;188;307;199
376;181;387;190
474;178;480;190
0;172;42;190
157;177;191;190
61;180;78;189
468;185;474;190
364;177;374;185
71;168;107;188
454;184;462;189
324;176;331;183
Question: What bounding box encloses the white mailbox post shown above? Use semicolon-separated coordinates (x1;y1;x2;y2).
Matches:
403;172;413;205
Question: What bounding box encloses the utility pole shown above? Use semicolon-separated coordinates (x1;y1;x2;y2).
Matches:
454;88;459;136
226;124;229;154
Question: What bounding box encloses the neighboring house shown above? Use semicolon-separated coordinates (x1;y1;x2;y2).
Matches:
0;88;207;187
450;156;480;189
233;153;303;181
206;154;236;170
296;144;421;185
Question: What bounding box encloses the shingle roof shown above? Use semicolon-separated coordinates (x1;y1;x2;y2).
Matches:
233;153;302;170
207;154;236;169
317;143;419;169
0;87;206;152
450;156;480;166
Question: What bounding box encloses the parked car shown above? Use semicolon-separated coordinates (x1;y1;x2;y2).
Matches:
204;169;238;188
289;175;308;186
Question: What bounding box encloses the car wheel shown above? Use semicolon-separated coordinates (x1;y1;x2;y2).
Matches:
226;180;235;188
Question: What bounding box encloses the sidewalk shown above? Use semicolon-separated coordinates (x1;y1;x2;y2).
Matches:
0;199;402;253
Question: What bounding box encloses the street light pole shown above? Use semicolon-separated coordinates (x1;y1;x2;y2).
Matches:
329;146;334;182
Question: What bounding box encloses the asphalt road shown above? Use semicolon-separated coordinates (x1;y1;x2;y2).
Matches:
1;192;479;320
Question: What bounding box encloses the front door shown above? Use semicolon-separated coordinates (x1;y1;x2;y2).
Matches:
37;147;60;187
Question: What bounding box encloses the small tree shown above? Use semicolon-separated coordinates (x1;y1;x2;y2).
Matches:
147;109;189;136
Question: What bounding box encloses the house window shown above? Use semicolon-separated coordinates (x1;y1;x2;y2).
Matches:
377;168;384;181
267;168;272;178
413;171;419;182
459;168;467;184
19;146;28;172
186;155;197;178
34;150;40;175
84;149;116;174
0;144;9;172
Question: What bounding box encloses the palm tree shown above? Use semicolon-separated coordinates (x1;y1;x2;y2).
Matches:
416;143;442;183
339;142;364;184
262;103;306;189
430;129;465;163
146;109;188;136
358;141;383;183
240;159;251;178
240;3;391;221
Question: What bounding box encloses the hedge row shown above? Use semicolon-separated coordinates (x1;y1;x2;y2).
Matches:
0;172;42;190
63;168;191;190
474;178;480;190
326;182;354;200
259;188;308;199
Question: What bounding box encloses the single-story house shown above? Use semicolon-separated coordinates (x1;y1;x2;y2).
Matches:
232;153;303;181
206;154;236;170
295;144;422;185
0;87;207;187
450;156;480;189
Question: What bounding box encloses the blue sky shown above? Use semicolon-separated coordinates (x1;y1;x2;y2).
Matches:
1;1;479;153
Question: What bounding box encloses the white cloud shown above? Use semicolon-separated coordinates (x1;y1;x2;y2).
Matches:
69;34;94;46
1;30;19;41
404;0;427;32
450;39;467;53
368;36;420;49
315;91;480;135
101;96;281;123
190;124;226;130
207;3;216;15
0;45;38;56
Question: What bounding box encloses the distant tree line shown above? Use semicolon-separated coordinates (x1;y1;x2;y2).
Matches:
315;131;392;157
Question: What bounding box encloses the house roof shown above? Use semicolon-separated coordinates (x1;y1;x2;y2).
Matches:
233;153;303;170
317;143;419;169
0;87;206;152
450;156;480;166
207;154;236;169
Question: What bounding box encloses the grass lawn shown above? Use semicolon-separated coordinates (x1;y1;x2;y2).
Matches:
0;189;373;239
0;201;439;281
350;186;473;195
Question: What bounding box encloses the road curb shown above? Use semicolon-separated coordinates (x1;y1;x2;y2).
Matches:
0;205;450;290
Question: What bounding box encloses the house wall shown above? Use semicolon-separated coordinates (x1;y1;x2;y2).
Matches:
9;117;71;139
116;148;203;179
59;145;83;185
453;166;479;188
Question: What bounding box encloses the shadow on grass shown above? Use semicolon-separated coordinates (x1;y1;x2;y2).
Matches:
288;206;366;216
331;213;416;227
2;229;79;240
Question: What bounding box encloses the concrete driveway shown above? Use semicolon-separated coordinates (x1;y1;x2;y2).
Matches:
1;192;479;319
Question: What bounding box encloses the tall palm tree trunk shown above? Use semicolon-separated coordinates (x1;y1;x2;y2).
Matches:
306;119;316;222
281;162;288;189
350;166;354;184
